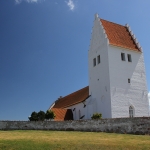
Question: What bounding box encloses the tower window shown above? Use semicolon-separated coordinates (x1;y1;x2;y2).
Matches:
93;58;96;67
128;78;130;83
97;55;100;64
127;54;132;62
121;53;125;61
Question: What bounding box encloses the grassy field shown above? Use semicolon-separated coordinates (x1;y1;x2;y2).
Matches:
0;130;150;150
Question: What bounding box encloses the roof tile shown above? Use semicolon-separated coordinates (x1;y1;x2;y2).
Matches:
100;19;141;52
53;86;89;108
51;108;73;121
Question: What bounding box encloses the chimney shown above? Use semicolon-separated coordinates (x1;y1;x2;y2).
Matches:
58;96;62;100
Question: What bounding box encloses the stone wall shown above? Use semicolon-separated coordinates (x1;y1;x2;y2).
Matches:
0;117;150;135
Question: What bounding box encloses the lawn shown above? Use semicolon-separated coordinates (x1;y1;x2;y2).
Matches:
0;130;150;150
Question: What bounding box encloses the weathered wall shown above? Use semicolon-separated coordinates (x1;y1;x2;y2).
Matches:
108;45;149;118
0;117;150;135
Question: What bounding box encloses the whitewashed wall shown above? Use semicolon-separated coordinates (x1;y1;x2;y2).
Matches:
67;103;86;120
66;97;95;120
88;15;112;118
108;45;149;117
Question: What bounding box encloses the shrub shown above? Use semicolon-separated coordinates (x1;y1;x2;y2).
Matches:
28;110;55;121
45;110;56;120
91;113;102;119
37;110;45;121
28;111;38;121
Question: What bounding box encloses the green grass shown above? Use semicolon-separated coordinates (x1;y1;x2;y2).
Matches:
0;130;150;150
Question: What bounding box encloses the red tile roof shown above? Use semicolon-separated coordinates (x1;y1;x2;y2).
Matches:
51;108;73;121
53;86;89;108
100;19;141;52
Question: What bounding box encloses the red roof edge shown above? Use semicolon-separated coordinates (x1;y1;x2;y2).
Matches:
63;95;91;108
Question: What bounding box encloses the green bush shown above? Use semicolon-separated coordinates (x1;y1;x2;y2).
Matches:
29;110;55;121
37;110;45;121
28;111;38;121
45;110;56;120
91;113;102;119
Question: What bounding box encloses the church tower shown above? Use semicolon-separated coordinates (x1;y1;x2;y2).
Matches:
88;14;149;118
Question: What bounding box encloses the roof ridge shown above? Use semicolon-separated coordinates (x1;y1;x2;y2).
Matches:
52;86;89;108
62;95;91;108
55;86;89;103
100;18;125;27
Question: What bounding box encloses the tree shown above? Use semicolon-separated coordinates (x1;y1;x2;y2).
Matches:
37;110;45;121
28;110;55;121
45;110;55;120
28;111;38;121
91;113;102;119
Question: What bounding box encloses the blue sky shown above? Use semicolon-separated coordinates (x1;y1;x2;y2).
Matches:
0;0;150;120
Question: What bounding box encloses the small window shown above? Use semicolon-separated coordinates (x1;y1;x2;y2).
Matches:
97;55;100;64
127;54;132;62
79;110;81;119
128;78;130;83
93;58;96;67
121;53;125;61
129;106;134;118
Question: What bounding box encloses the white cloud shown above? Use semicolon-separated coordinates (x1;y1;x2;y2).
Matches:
27;0;38;2
15;0;42;4
66;0;75;11
15;0;21;4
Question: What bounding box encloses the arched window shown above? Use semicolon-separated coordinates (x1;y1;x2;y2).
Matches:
79;110;81;119
129;106;134;118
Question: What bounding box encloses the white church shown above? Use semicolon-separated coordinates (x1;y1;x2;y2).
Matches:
49;14;149;121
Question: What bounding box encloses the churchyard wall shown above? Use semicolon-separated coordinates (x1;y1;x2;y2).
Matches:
0;117;150;135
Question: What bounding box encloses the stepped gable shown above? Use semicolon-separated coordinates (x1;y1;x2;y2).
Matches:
100;19;141;52
53;86;89;108
51;108;73;121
